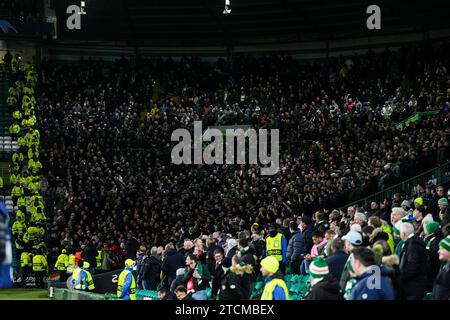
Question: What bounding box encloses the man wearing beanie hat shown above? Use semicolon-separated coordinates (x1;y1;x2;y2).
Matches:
438;198;449;226
218;256;243;300
260;256;289;300
424;221;444;283
304;256;340;300
431;236;450;300
348;247;394;300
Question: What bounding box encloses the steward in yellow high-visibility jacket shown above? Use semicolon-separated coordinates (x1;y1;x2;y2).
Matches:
20;250;33;287
117;259;136;300
12;184;24;197
32;250;48;288
55;249;70;282
12;210;27;237
260;256;289;300
17;197;28;209
96;250;102;270
74;262;95;291
0;176;3;189
9;123;20;135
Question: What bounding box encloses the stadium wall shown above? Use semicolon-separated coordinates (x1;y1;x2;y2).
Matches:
39;28;450;62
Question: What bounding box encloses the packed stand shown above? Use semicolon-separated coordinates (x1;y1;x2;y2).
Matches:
13;42;450;299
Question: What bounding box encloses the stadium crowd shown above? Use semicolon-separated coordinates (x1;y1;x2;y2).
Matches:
9;42;450;299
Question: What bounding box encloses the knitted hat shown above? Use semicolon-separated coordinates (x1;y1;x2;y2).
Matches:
414;197;424;206
62;249;67;254
438;198;449;206
439;236;450;252
401;200;411;208
260;256;279;274
308;256;329;278
425;221;440;235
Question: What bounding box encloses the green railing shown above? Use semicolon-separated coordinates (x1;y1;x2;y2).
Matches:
395;110;440;131
339;161;450;210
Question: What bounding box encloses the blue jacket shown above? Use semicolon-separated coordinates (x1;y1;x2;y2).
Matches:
301;225;314;254
0;203;13;289
119;266;135;300
265;274;287;300
286;230;306;262
348;266;395;300
325;250;349;280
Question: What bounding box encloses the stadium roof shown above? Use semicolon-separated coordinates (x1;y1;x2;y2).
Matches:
54;0;450;46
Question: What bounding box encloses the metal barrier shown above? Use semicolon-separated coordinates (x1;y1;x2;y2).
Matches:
53;288;108;300
395;110;440;131
339;161;450;210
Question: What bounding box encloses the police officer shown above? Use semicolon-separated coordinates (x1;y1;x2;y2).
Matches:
32;249;48;288
74;261;95;291
260;256;289;300
265;224;287;274
117;259;137;300
54;249;69;282
20;247;33;287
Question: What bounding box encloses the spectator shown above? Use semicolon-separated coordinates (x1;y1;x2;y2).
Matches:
183;254;211;300
286;221;306;274
325;238;349;281
211;248;225;299
300;230;327;274
423;221;444;286
174;285;194;301
125;232;140;260
398;222;429;300
431;236;450;300
162;243;185;287
304;256;340;300
138;247;162;290
348;247;395;300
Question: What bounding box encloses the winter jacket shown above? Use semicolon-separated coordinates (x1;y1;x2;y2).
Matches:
184;261;211;292
125;237;139;260
424;230;444;286
326;250;349;281
399;234;429;300
219;270;244;300
82;244;97;268
286;230;306;263
348;266;395;300
162;249;185;283
301;225;314;254
138;254;161;290
381;255;401;300
304;274;341;300
211;262;225;298
432;261;450;300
